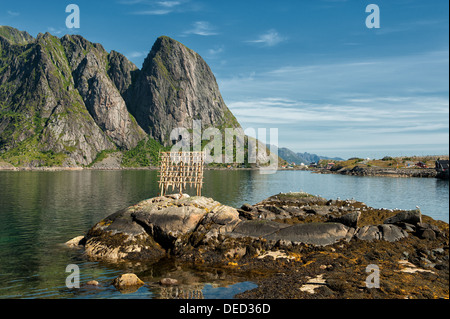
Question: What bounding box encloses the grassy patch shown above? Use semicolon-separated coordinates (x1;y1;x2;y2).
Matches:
87;149;117;167
121;137;167;167
0;135;66;167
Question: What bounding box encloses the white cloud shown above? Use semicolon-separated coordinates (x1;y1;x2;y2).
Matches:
47;27;64;35
246;29;286;47
126;0;192;15
219;50;449;156
126;51;147;58
183;21;218;36
132;9;171;15
157;1;181;7
7;10;20;17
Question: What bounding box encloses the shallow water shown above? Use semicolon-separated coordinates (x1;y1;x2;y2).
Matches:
0;170;448;298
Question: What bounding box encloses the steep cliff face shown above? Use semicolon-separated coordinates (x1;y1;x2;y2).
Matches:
127;36;240;146
60;35;146;150
0;27;243;167
0;27;145;166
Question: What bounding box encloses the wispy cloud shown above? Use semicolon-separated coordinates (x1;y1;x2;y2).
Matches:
220;50;449;156
7;10;20;17
47;27;64;35
183;21;218;36
158;1;181;8
206;45;224;58
125;0;193;15
126;51;147;59
132;9;172;15
246;29;286;47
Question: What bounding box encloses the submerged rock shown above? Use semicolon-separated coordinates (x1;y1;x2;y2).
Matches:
112;273;145;292
65;236;86;247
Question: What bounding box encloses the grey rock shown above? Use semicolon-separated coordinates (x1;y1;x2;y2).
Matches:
384;209;422;226
231;220;290;238
415;223;441;240
328;211;360;228
355;224;408;242
265;223;352;246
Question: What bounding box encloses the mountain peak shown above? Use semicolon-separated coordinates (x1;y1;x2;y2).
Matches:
129;35;240;145
0;25;34;45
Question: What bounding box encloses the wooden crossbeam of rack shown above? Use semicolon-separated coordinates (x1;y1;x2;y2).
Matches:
158;151;205;196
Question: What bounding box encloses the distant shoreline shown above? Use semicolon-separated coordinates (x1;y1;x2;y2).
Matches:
0;164;441;178
0;165;310;172
312;166;439;178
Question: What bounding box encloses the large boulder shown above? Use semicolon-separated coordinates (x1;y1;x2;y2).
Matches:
384;209;422;226
355;224;408;242
265;223;354;246
83;194;241;261
84;207;166;261
328;211;361;228
231;220;290;238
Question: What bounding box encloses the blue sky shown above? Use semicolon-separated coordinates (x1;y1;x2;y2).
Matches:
1;0;448;159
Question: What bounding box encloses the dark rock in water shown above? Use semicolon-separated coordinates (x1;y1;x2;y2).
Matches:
384;209;422;226
328;211;361;228
112;273;144;292
265;223;353;246
355;224;408;242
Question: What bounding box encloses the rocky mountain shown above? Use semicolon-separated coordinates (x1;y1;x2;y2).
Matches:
127;36;240;146
0;26;241;167
297;152;344;164
275;147;344;165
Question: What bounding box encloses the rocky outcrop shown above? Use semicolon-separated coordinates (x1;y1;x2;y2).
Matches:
73;192;442;264
324;166;438;178
126;36;241;145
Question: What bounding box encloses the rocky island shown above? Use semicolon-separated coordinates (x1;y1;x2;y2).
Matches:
67;192;449;299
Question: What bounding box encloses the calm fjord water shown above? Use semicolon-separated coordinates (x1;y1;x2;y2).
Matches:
0;170;448;299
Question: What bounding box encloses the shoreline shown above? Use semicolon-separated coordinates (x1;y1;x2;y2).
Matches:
312;166;439;178
0;165;310;172
0;165;441;179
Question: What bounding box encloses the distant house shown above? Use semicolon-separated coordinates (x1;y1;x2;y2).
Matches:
309;162;318;168
415;161;428;168
326;162;335;170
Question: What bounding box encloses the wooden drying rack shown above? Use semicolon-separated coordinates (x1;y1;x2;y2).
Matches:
158;151;205;196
